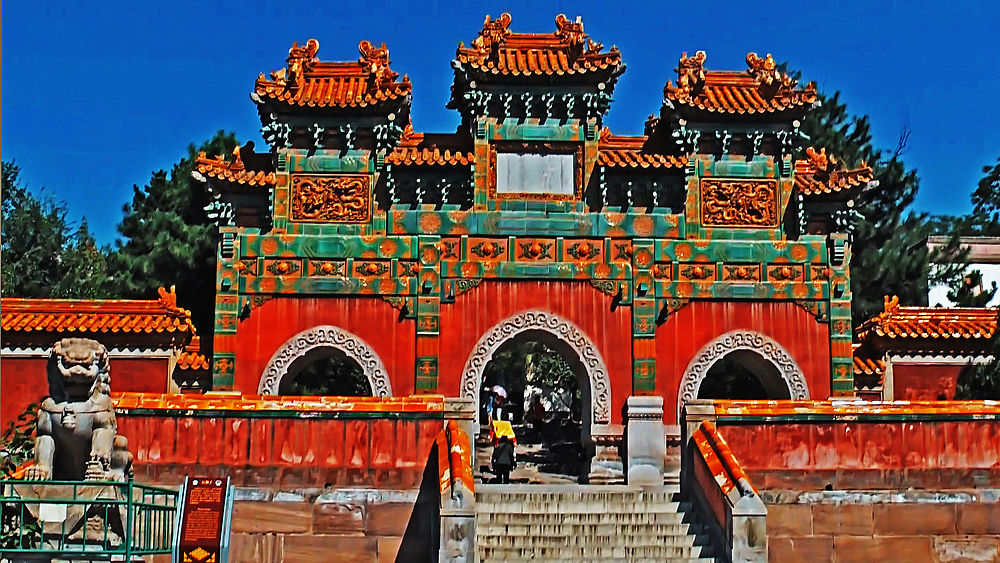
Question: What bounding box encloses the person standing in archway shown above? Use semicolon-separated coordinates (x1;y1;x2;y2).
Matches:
491;435;516;484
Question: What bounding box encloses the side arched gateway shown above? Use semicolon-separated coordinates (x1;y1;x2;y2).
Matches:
459;310;612;430
258;325;392;396
677;330;809;419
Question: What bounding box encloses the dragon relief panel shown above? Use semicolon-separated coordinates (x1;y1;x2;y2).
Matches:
700;179;778;227
291;174;371;223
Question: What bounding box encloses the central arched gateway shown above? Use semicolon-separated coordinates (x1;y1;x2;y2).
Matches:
258;325;392;396
459;310;612;434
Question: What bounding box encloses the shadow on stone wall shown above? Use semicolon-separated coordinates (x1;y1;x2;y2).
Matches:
396;442;441;562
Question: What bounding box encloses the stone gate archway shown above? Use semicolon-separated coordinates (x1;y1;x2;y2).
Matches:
258;325;392;396
459;310;612;433
677;329;809;419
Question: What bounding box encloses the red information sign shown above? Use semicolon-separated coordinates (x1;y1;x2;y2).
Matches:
177;477;229;563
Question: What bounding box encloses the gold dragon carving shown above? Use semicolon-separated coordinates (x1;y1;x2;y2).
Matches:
700;179;778;227
291;175;370;223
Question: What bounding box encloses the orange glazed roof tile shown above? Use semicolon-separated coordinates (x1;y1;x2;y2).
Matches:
112;392;446;414
385;126;474;166
1;287;195;336
597;128;687;169
455;14;622;78
255;39;411;109
196;145;275;189
709;399;1000;418
664;51;817;115
856;295;998;342
794;147;874;196
852;345;885;377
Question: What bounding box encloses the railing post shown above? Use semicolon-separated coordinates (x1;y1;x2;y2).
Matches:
625;395;666;487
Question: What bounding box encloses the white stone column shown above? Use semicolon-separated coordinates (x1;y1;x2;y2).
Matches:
625;396;666;487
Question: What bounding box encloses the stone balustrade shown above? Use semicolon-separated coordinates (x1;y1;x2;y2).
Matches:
683;414;767;562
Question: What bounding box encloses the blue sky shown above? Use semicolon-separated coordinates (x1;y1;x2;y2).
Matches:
3;1;998;244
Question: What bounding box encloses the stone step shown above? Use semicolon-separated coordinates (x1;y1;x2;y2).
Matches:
478;545;712;560
481;560;715;563
476;503;685;515
479;512;692;526
476;533;701;548
476;523;697;538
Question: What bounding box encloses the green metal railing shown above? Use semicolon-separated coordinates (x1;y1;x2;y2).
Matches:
0;478;178;560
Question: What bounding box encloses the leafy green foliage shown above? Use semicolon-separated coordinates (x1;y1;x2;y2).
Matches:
947;270;997;307
0;403;37;477
970;157;1000;234
482;339;581;422
108;131;238;352
281;353;371;396
0;404;40;549
1;162;111;298
799;92;965;324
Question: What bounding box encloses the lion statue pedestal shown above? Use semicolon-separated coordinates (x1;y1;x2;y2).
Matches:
15;338;135;550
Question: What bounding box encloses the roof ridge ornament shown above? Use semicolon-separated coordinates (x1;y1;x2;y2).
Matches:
472;13;512;58
674;51;707;102
358;40;398;88
745;52;796;98
279;38;320;89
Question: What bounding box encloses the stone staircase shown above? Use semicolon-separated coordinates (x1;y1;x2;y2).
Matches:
475;483;716;562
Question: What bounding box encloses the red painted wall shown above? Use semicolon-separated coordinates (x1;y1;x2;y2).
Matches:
893;364;964;400
718;419;1000;489
235;297;416;396
1;359;47;428
656;301;832;423
117;413;442;489
1;357;170;427
438;280;633;424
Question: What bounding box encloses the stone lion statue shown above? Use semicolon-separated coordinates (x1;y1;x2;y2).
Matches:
24;338;132;481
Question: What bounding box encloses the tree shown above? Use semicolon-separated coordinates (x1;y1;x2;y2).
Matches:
969;157;1000;234
799;93;965;325
108;131;238;353
1;162;111;298
947;270;997;307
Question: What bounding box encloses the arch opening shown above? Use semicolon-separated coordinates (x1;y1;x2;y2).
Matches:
480;330;586;479
258;325;392;396
696;349;793;400
278;347;372;396
678;330;809;420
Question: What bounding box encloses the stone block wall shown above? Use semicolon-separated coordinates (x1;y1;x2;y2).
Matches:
228;489;426;563
765;490;1000;562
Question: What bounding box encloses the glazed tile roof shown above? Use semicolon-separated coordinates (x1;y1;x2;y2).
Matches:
255;39;411;109
195;143;275;189
1;287;195;336
794;147;874;197
112;392;446;414
664;51;817;116
856;296;998;342
852;345;885;377
710;399;1000;418
175;336;209;371
386;126;474;166
175;351;209;371
597;128;687;169
455;14;622;78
